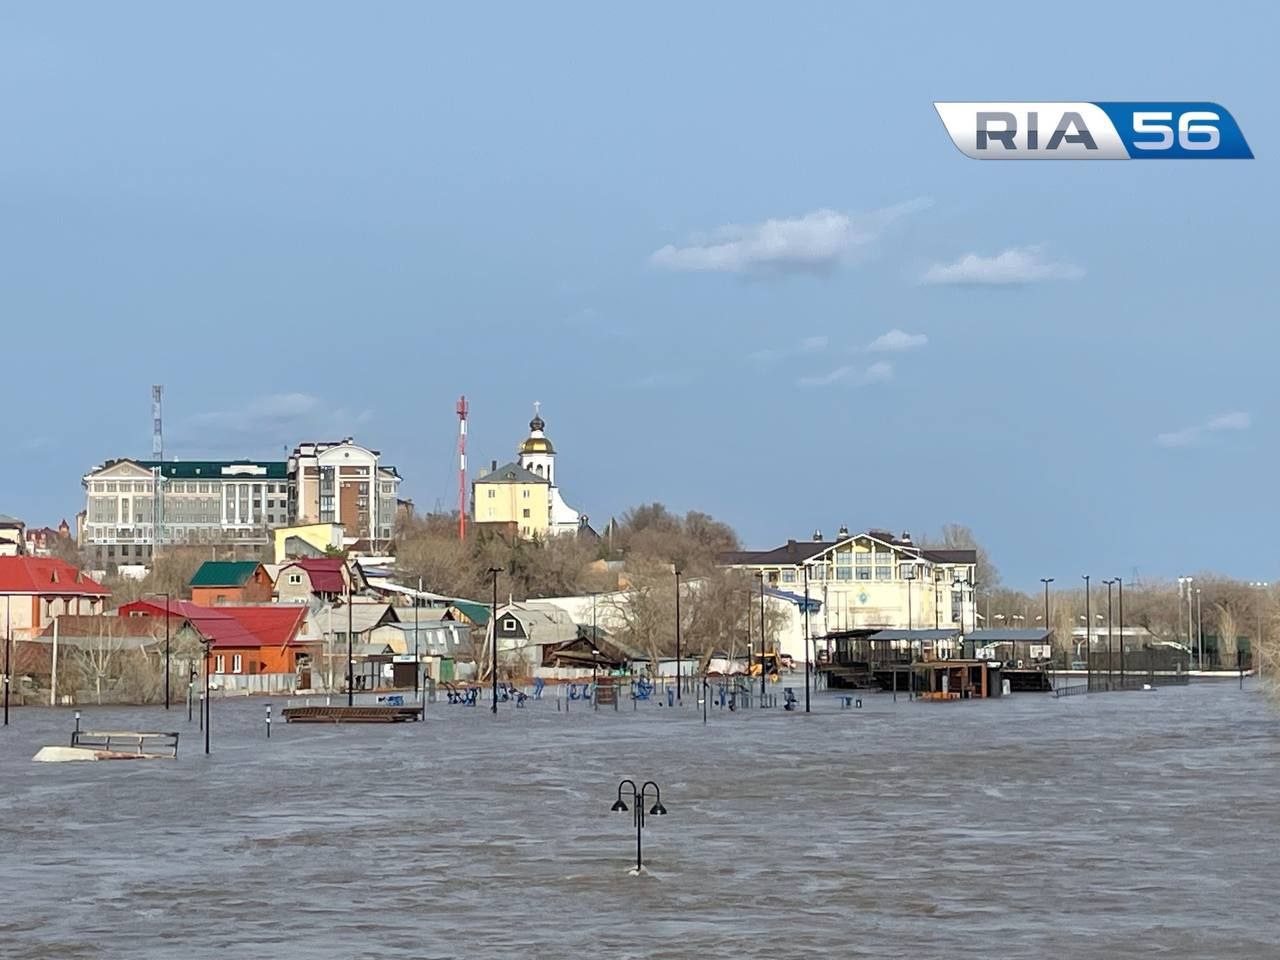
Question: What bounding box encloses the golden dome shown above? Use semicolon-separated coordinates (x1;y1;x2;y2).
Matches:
520;436;555;455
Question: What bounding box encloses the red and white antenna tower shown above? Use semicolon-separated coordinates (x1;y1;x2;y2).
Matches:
456;395;468;541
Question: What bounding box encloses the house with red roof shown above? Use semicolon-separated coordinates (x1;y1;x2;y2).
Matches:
274;557;361;604
0;557;108;641
119;598;319;690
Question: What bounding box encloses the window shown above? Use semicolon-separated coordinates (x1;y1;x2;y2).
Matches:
781;570;796;584
503;618;517;631
232;654;243;674
522;489;529;499
875;565;892;580
855;552;871;565
487;489;496;499
836;567;853;581
810;565;826;581
215;655;225;673
106;482;117;493
522;508;530;518
856;568;872;581
288;573;302;584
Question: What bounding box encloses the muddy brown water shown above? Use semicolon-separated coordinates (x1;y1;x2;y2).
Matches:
1;682;1276;958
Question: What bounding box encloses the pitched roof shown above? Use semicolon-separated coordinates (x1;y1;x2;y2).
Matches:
0;557;108;596
221;605;308;648
719;534;978;568
115;599;308;649
90;458;287;480
189;561;264;588
474;462;548;485
449;600;491;625
279;558;347;593
39;615;189;641
968;628;1052;643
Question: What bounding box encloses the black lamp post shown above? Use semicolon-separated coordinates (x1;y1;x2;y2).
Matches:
610;779;667;873
1040;578;1054;665
1117;577;1125;685
1082;575;1091;688
200;636;212;754
488;566;502;715
673;565;682;703
345;575;354;707
755;573;766;698
1104;579;1116;688
146;592;171;709
3;595;10;727
414;576;422;701
592;647;602;711
802;563;812;714
934;571;942;630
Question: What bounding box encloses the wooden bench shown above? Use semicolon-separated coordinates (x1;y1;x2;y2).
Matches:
71;730;180;758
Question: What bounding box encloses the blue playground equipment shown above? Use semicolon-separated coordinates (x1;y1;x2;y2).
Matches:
783;687;798;711
631;678;654;701
532;677;545;700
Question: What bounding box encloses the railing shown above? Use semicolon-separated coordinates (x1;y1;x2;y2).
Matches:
1053;683;1088;698
71;730;180;758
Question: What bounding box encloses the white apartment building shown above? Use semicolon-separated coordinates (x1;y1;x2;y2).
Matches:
81;437;401;566
80;458;290;564
288;439;400;547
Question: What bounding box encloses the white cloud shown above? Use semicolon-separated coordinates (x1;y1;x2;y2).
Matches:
798;360;893;388
651;198;931;274
631;369;697;389
1156;411;1251;448
188;392;371;439
749;335;829;365
865;329;928;353
921;245;1083;285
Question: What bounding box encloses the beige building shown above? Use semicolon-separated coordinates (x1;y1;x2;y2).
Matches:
472;462;550;539
288;439;401;548
80;458;289;565
720;529;978;660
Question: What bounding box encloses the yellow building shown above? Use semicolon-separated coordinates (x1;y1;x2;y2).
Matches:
272;522;345;563
472;462;550;539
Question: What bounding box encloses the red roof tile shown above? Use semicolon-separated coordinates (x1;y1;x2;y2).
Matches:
0;557;108;596
116;599;306;649
280;558;348;594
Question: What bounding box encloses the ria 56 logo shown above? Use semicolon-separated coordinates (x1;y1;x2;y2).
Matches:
935;102;1253;159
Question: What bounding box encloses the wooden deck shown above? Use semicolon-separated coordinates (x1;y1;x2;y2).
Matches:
282;705;423;724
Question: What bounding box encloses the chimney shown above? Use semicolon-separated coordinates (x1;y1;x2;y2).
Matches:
899;530;912;545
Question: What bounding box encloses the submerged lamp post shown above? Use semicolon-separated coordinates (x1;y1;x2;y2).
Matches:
755;573;767;698
1040;578;1054;667
144;592;172;709
673;565;682;703
610;779;668;873
200;635;212;754
488;566;502;715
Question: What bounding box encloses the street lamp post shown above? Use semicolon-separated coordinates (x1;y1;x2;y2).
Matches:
200;636;212;754
1103;580;1116;689
414;577;422;701
3;596;10;727
1117;577;1125;686
488;567;502;715
346;575;354;707
755;573;766;699
934;571;942;630
673;565;682;703
610;779;668;873
1040;578;1054;667
1249;581;1269;676
803;563;812;713
144;592;172;709
1082;575;1091;689
1196;587;1203;670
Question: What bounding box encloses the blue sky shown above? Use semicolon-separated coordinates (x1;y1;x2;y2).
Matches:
2;2;1276;587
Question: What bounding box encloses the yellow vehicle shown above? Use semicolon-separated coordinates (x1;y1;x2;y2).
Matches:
748;652;784;682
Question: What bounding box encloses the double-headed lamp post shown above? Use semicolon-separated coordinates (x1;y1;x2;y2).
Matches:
610;779;667;873
1249;581;1270;675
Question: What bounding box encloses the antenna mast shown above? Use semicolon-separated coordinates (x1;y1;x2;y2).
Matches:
456;395;468;541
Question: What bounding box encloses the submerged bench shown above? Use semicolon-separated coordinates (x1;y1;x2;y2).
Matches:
70;730;180;758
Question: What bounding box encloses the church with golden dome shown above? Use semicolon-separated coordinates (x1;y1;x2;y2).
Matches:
517;403;582;536
471;403;584;540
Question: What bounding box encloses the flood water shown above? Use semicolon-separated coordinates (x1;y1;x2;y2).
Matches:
1;681;1277;959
